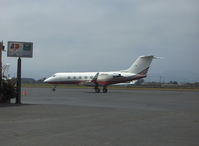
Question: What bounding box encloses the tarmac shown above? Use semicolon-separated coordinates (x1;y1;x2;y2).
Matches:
1;88;199;146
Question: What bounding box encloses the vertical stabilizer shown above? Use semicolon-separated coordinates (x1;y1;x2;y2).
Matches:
125;56;155;74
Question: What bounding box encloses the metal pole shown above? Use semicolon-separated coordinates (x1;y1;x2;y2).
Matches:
16;57;21;104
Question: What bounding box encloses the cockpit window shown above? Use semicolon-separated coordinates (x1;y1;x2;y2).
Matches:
53;75;56;77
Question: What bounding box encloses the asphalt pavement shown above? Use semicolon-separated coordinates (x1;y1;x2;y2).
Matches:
0;88;199;146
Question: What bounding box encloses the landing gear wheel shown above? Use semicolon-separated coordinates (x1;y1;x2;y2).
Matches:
52;86;56;91
102;88;108;93
95;88;100;93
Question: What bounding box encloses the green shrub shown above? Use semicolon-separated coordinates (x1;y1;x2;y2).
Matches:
0;79;16;103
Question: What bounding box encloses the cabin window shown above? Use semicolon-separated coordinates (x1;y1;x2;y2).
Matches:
84;76;88;79
90;76;93;79
67;77;71;79
79;76;82;79
73;76;76;79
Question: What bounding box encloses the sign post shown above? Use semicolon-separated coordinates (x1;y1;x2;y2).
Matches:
7;41;33;104
16;57;21;104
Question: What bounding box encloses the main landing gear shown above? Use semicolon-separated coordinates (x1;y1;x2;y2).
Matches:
95;87;100;93
102;87;108;93
94;86;108;93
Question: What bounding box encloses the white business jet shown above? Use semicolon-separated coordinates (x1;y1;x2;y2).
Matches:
44;56;156;93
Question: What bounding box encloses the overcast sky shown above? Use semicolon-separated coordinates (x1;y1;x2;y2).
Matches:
1;0;199;82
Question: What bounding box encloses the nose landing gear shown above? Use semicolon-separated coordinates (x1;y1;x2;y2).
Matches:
52;85;56;91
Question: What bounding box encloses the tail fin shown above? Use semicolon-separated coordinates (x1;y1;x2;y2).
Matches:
123;56;155;75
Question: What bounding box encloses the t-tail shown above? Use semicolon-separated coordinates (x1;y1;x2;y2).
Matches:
122;56;156;75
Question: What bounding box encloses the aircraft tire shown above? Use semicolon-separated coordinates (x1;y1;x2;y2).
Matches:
103;88;108;93
95;88;100;93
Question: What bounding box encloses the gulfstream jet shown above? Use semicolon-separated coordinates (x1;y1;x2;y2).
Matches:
44;56;156;93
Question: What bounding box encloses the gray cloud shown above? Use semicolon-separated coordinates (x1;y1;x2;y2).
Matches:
1;0;199;81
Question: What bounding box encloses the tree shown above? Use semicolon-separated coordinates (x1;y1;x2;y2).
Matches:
0;79;16;103
169;81;178;85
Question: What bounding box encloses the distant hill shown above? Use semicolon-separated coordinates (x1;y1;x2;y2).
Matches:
21;78;36;83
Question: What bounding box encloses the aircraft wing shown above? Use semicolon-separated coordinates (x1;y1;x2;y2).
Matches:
78;72;99;86
91;72;99;82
